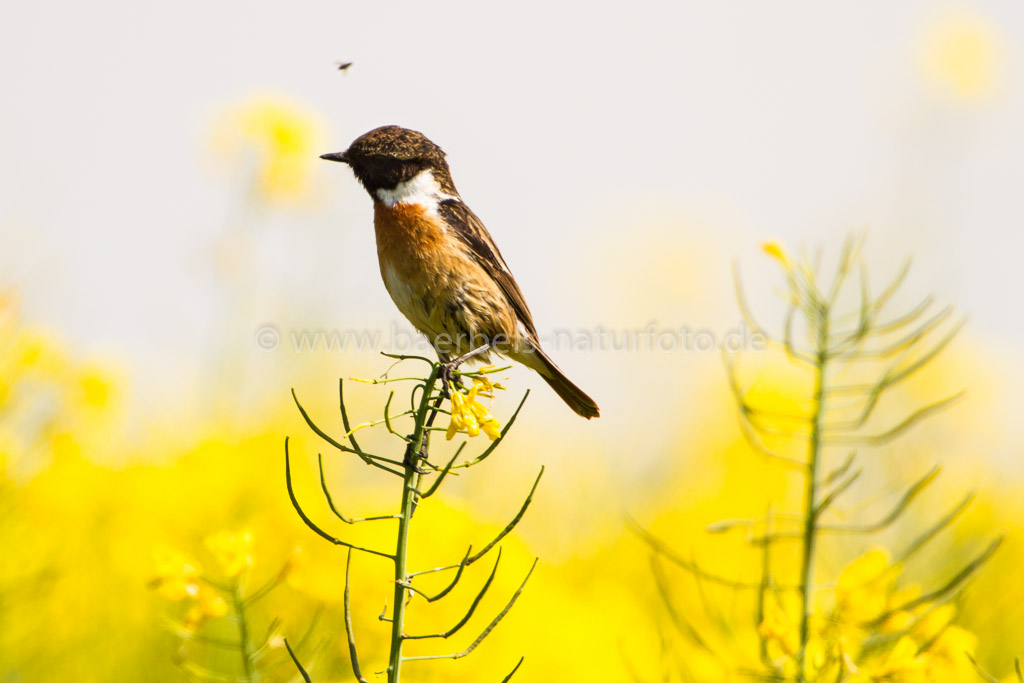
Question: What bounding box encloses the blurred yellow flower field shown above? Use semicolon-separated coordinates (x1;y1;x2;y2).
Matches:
2;236;1023;681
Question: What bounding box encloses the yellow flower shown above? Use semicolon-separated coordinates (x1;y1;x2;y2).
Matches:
446;384;477;439
912;603;956;642
761;241;793;271
918;11;1002;103
880;584;922;633
211;93;325;202
446;382;501;441
927;624;977;677
204;529;254;577
183;585;229;632
470;372;495;394
151;548;201;602
466;366;507;394
836;549;898;624
78;369;112;409
863;636;927;680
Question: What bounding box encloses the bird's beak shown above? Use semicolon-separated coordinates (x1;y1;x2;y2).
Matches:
320;151;350;164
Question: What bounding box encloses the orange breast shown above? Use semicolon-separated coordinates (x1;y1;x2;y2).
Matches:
373;202;465;340
372;202;518;357
373;202;448;282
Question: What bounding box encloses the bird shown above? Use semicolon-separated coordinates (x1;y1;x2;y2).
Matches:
320;125;600;419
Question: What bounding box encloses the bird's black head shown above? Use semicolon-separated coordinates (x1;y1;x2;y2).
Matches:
321;125;456;197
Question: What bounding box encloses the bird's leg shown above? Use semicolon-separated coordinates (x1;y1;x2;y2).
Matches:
417;342;494;464
438;342;495;397
401;441;430;474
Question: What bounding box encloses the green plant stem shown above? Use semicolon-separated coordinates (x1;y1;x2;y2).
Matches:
388;464;418;683
387;365;441;683
233;581;256;683
798;308;829;681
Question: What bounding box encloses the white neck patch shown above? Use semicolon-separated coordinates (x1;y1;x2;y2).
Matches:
375;169;458;210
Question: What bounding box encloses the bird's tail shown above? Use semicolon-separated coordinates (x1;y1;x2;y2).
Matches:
512;342;600;419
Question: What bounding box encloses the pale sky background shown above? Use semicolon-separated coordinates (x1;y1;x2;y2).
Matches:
2;1;1024;469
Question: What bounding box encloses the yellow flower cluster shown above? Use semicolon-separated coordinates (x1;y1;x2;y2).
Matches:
918;11;1002;104
758;548;980;682
151;548;228;632
204;529;254;578
445;377;502;441
211;93;325;203
0;292;116;473
151;529;255;634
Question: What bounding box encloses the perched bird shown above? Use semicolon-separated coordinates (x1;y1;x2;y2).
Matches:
321;125;599;419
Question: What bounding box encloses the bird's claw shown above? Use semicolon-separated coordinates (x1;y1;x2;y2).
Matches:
401;442;431;474
438;361;466;397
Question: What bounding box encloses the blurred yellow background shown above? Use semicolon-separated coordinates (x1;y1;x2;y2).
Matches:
2;2;1023;681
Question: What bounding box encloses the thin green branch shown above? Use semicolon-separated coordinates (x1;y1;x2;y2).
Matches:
401;558;538;662
783;302;813;362
452;391;530;469
897;493;975;562
380;351;435;365
316;454;399;524
825;393;963;446
852;306;953;359
825;233;864;306
292;388;405;476
344;549;370;683
821;450;856;484
242;561;289;608
813;468;862;517
827;263;872;355
403;547;472;602
284;638;312;683
351;375;433;386
818;466;939;533
870;258;912;321
407;561;464;578
626;516;798;591
421;446;461;498
404;550;502;640
383;390;404;438
284;439;394;560
339;378;362;453
289;604;324;655
723;354;807;469
500;657;525;682
872;295;933;336
968;654;1001;683
871;536;1003;626
231;581;255;682
651;556;716;655
732;261;774;345
823;384;885;432
468;467;544;565
827;318;965;396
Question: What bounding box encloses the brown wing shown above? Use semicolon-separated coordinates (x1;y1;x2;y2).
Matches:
437;199;539;340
